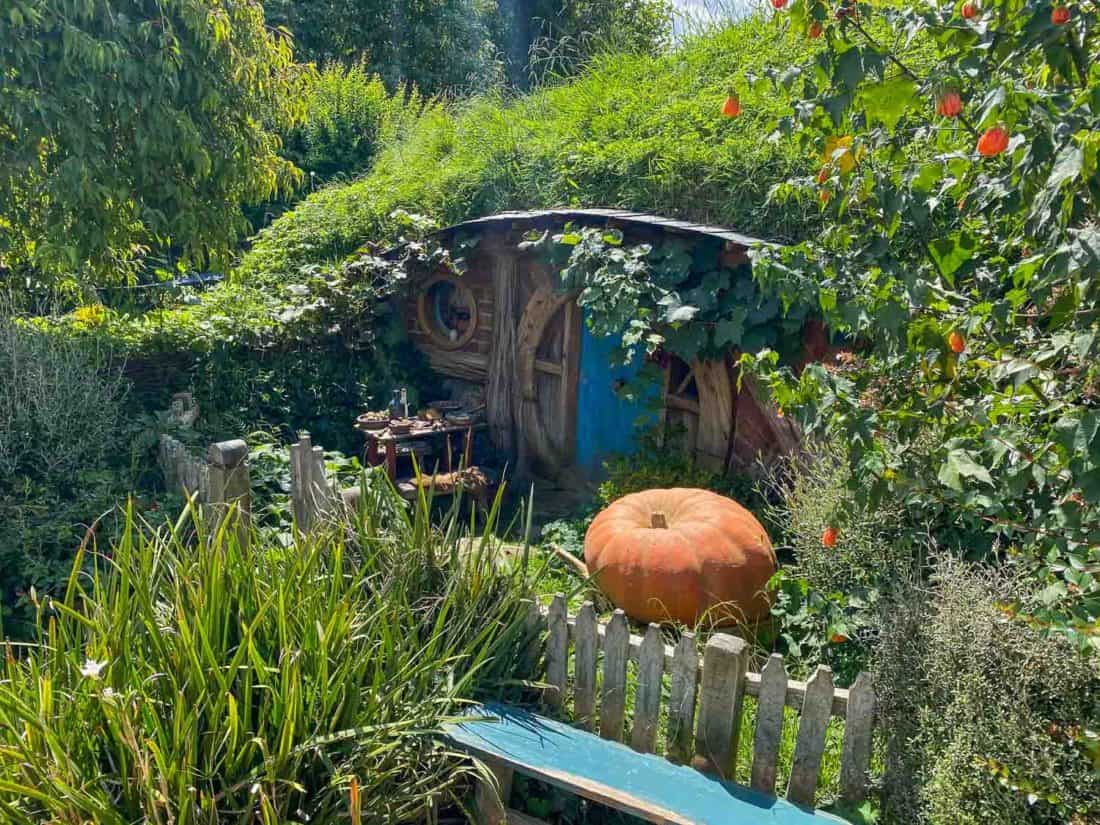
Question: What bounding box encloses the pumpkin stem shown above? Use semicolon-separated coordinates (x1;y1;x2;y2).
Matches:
649;511;669;529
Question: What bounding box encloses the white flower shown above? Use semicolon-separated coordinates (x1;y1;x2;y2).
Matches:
80;658;107;680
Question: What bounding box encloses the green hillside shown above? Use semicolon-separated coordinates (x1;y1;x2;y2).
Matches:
239;15;821;282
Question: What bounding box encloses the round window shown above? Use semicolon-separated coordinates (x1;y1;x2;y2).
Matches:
417;275;478;349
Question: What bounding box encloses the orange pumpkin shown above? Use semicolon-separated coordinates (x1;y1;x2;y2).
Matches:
584;488;776;626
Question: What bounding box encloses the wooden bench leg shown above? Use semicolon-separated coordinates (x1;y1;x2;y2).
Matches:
474;761;513;825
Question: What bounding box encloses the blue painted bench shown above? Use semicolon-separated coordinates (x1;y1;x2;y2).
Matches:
445;597;875;824
446;703;848;824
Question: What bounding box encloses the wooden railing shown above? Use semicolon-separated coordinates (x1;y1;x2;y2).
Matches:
535;595;875;808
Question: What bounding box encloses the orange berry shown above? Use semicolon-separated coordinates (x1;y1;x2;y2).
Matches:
721;94;741;118
961;1;979;18
1052;5;1070;23
809;21;824;38
948;330;966;353
977;125;1009;157
830;632;848;644
936;90;962;118
819;189;831;204
772;0;789;8
822;526;839;547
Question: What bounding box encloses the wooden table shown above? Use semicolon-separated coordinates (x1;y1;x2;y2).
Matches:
360;421;486;480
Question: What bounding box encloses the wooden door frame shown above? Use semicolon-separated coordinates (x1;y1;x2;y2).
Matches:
517;288;581;475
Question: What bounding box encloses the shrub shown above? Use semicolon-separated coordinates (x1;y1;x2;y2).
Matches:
874;558;1100;824
597;427;758;507
761;440;913;596
0;309;133;635
758;439;914;682
0;491;536;821
282;63;425;184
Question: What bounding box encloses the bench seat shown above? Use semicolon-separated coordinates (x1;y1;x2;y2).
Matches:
445;703;847;825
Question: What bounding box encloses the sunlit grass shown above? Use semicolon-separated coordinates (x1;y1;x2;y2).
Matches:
0;483;538;823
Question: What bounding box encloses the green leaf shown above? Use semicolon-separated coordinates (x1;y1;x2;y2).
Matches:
939;449;994;491
714;307;748;347
835;46;866;92
859;76;916;131
929;232;977;282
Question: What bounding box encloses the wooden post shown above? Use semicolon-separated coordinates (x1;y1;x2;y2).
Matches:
666;631;699;764
289;431;313;530
473;761;513;825
693;633;748;780
522;598;543;676
600;610;629;742
786;665;835;807
310;445;335;522
573;601;598;731
750;654;788;795
207;439;250;548
839;672;875;805
544;594;568;710
631;623;664;753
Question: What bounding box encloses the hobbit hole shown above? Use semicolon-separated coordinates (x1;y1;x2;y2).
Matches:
394;209;817;483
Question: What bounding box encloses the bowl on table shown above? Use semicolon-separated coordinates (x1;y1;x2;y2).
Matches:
356;411;389;431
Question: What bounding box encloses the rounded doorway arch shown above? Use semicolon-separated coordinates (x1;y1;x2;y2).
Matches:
517;288;581;476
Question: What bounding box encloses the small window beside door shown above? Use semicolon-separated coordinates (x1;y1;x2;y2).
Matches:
417;274;479;350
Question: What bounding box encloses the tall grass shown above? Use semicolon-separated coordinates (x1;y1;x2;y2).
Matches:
0;486;537;823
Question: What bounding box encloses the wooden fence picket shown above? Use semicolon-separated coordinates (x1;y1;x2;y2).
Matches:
665;631;698;764
630;623;664;753
786;665;835;806
839;671;875;804
599;610;630;741
693;634;748;779
573;602;598;731
544;594;568;710
750;653;788;794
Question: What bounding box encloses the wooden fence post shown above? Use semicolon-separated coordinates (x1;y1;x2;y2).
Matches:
289;431;340;532
839;672;875;805
750;653;788;795
600;610;630;742
573;601;598;732
693;633;748;779
666;631;699;764
544;594;568;710
207;439;250;548
289;431;313;530
631;623;664;753
787;665;835;806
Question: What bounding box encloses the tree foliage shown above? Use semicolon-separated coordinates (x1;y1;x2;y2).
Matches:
263;0;671;93
264;0;502;93
0;0;304;288
741;0;1099;655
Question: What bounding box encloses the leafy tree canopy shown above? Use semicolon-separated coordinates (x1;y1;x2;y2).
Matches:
264;0;672;93
742;0;1100;660
0;0;305;290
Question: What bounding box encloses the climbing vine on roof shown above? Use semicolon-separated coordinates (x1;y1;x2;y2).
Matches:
519;224;811;365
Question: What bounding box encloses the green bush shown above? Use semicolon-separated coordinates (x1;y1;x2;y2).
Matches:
38;233;438;456
282;63;425;184
237;14;821;282
0;491;536;822
597;427;757;507
0;310;137;635
755;440;914;682
761;440;914;596
874;558;1100;824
